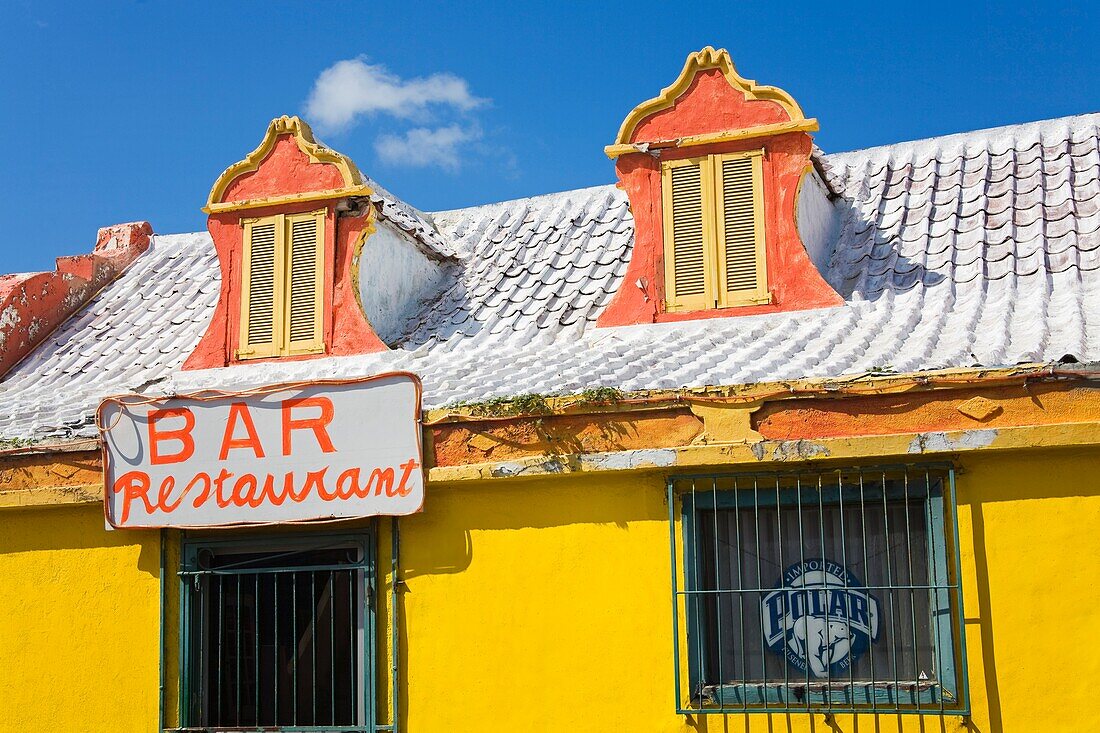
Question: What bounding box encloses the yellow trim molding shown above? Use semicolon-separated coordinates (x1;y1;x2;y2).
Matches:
204;115;370;213
349;208;379;319
205;186;373;214
0;483;101;510
427;421;1100;484
607;46;812;159
605;119;819;159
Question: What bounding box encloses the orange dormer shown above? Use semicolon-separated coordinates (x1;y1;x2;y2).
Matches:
186;116;388;369
598;47;842;326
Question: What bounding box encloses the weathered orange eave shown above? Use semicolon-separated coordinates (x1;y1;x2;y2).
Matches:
3;363;1097;510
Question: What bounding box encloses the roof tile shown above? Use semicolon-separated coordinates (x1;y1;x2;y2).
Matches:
3;116;1100;438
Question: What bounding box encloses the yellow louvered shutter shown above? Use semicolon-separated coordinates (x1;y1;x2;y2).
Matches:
661;151;768;312
239;218;282;358
284;211;325;355
662;159;712;311
238;211;325;359
716;151;768;305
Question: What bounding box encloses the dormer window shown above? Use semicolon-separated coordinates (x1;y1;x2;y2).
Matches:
239;210;325;359
663;150;768;312
598;47;843;328
187;115;458;370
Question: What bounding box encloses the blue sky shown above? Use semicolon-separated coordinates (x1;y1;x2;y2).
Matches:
1;1;1096;273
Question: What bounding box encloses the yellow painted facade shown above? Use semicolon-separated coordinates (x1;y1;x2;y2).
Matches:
0;506;161;733
2;443;1098;731
4;42;1097;733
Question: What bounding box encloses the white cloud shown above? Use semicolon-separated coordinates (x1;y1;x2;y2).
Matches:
374;125;481;172
305;58;485;131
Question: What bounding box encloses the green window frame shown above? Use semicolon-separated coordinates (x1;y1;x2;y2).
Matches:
176;530;379;732
668;464;969;715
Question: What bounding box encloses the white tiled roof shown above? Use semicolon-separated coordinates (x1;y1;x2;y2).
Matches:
363;174;456;260
1;113;1097;440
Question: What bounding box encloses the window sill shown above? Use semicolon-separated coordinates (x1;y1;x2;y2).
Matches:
164;727;372;732
690;680;964;714
719;293;773;308
232;345;329;363
665;292;773;314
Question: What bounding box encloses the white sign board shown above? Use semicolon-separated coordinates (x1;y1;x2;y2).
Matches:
100;373;424;529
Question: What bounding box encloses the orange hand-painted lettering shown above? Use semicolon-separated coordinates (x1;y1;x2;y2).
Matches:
114;471;154;524
148;408;195;465
219;402;265;460
396;458;420;496
212;468;234;508
112;460;420;525
156;476;180;513
281;397;336;455
367;467;394;496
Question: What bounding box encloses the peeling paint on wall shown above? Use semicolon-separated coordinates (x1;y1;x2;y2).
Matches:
751;439;832;461
752;383;1089;439
490;457;567;478
486;448;679;478
432;409;702;467
908;429;999;453
579;448;678;471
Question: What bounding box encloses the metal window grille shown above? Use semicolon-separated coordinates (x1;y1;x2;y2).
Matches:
668;464;968;715
178;533;377;732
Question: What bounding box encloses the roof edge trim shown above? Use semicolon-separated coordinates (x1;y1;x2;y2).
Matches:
425;362;1099;424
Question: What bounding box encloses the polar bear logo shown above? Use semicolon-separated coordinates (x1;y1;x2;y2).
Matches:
790;616;854;677
761;559;880;679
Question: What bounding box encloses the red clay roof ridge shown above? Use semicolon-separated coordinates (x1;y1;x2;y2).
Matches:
0;221;153;380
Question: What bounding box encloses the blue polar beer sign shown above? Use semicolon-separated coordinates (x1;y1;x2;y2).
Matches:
761;559;881;678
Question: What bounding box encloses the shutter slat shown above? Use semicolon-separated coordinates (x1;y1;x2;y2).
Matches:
670;164;706;297
721;157;760;293
288;218;319;343
246;223;276;346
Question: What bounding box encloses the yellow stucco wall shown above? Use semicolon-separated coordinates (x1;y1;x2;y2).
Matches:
399;447;1100;732
952;447;1100;732
0;505;161;733
1;446;1097;732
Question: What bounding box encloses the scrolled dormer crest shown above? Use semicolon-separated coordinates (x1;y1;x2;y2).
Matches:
605;46;818;159
203;116;372;214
